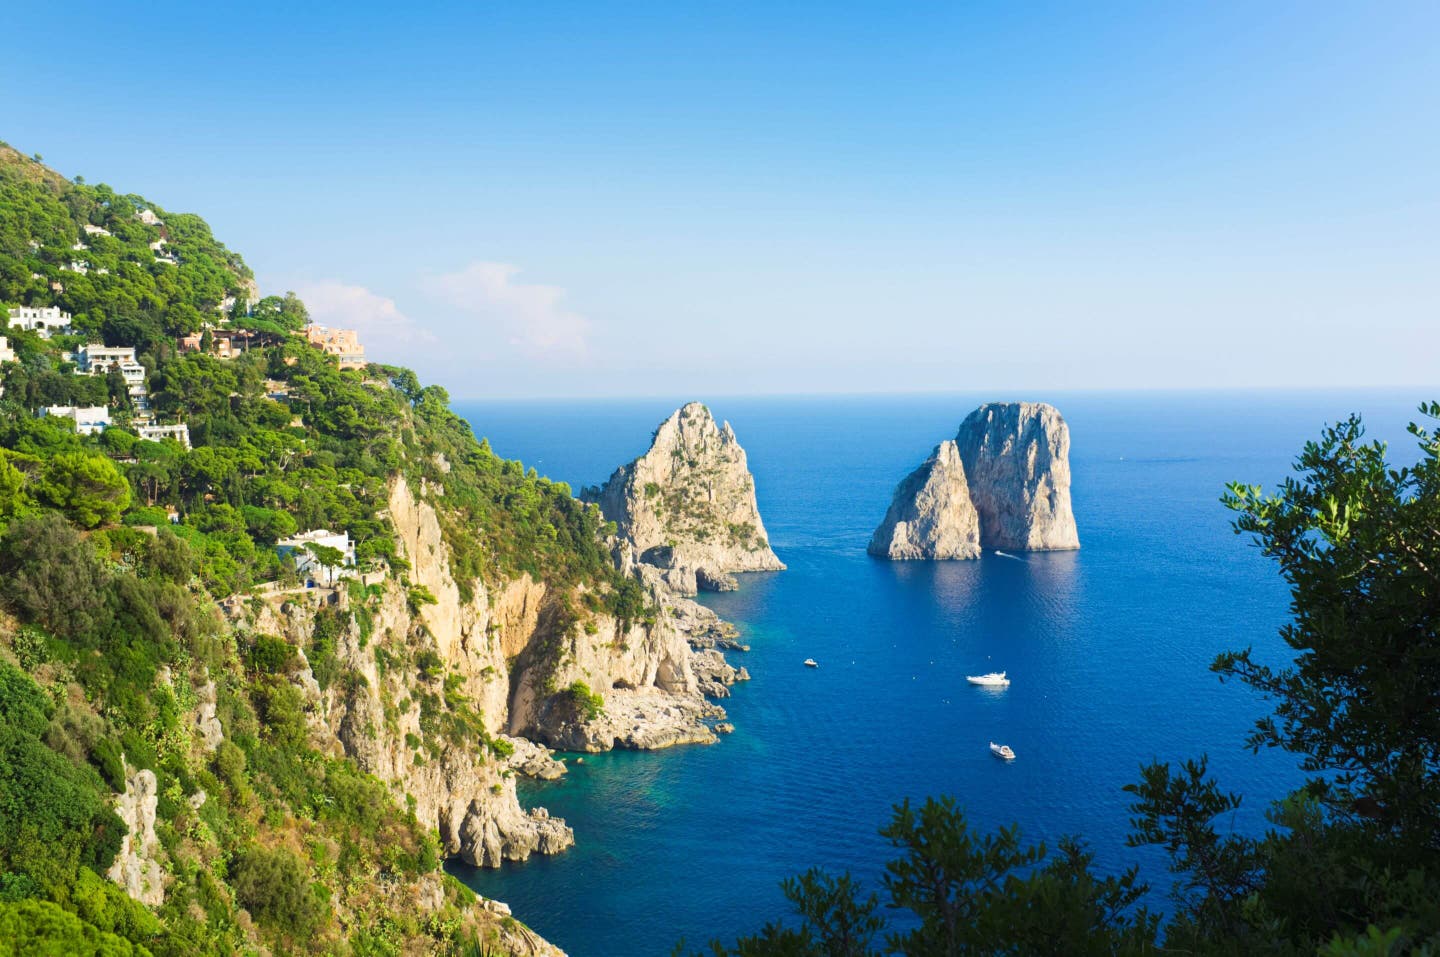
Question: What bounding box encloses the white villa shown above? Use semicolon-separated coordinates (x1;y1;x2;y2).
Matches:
83;224;112;237
8;306;73;338
0;337;14;364
276;529;357;584
136;422;191;449
42;405;111;435
75;344;149;410
138;209;163;226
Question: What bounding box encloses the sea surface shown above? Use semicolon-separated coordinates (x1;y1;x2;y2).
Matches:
450;390;1431;957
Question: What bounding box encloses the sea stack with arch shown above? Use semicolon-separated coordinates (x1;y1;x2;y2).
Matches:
869;401;1079;559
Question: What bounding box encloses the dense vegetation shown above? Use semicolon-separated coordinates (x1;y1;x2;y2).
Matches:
0;144;640;953
693;406;1440;955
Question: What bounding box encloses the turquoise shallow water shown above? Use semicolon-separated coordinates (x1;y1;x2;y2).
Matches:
450;391;1428;957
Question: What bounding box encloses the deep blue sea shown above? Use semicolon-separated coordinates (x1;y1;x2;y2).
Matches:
450;391;1430;957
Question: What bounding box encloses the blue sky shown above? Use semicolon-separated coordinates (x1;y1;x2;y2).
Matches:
5;1;1437;397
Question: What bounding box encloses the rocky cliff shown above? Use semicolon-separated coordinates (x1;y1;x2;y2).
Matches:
587;402;784;590
232;472;746;871
872;402;1079;558
868;440;981;559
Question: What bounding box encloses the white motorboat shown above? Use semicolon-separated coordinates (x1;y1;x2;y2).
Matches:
803;658;819;668
990;741;1016;760
966;671;1009;687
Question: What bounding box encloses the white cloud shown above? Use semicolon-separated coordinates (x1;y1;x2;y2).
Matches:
423;261;591;358
292;280;436;355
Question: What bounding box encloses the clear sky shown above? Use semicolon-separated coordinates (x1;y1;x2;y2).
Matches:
5;1;1437;398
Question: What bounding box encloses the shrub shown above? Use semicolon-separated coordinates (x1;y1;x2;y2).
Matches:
230;845;324;938
562;681;604;721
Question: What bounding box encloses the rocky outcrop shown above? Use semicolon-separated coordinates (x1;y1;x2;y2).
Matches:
107;768;164;906
872;402;1078;558
238;469;753;874
956;402;1079;551
587;402;784;588
868;440;981;560
531;687;726;752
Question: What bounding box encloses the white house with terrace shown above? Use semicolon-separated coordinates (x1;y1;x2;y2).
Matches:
136;422;191;449
74;344;150;410
41;405;111;435
276;529;357;585
8;306;73;338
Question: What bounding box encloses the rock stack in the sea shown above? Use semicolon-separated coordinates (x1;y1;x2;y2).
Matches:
870;402;1079;559
868;440;981;559
586;402;784;590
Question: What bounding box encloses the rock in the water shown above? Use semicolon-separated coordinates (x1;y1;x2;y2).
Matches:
872;402;1079;558
868;440;981;560
955;402;1079;551
587;402;784;582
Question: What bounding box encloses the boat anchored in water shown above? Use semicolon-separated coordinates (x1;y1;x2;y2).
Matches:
990;741;1016;760
966;671;1009;687
803;658;819;668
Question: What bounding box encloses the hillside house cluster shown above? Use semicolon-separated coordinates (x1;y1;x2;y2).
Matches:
8;305;73;338
304;325;366;370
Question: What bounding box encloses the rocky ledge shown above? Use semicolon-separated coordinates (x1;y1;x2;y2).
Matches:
871;402;1079;559
535;686;728;752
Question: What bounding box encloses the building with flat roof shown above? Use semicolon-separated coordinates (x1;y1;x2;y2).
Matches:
42;405;111;435
276;529;357;585
304;325;366;370
136;422;191;449
8;305;72;338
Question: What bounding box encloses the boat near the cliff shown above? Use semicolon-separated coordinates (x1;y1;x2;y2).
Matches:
803;658;819;668
990;742;1016;760
967;671;1009;687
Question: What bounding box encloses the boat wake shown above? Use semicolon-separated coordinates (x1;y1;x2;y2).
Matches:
992;550;1023;560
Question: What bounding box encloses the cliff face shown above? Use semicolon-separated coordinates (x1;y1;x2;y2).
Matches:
868;440;981;560
241;472;744;869
872;402;1079;558
956;402;1079;552
589;403;784;589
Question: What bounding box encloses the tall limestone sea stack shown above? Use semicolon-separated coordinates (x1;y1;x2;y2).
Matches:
870;401;1079;558
588;402;784;590
868;440;981;559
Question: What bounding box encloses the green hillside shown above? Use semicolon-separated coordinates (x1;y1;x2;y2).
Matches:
0;144;623;955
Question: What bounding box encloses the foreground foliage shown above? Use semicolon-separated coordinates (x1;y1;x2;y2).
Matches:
697;405;1440;955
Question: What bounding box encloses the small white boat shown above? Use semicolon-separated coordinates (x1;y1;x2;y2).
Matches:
803;658;819;668
990;741;1016;760
966;671;1009;687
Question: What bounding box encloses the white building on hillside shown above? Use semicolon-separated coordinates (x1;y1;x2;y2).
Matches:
75;344;149;409
42;405;111;435
136;422;191;449
276;529;357;585
138;209;163;226
8;306;73;338
0;337;14;364
83;224;112;237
